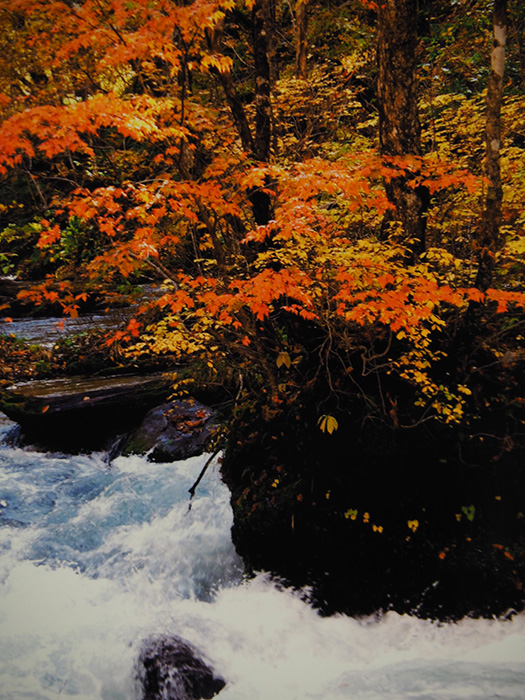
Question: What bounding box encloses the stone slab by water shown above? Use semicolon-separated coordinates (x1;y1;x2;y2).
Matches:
0;373;176;450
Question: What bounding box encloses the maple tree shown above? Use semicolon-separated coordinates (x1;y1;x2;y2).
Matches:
0;0;523;433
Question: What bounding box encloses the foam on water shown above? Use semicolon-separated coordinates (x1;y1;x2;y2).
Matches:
0;415;524;700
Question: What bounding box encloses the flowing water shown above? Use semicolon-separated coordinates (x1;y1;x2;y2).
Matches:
0;311;130;348
0;413;524;700
0;282;162;347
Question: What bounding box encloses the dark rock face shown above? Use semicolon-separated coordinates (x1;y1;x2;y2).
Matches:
122;399;219;462
136;636;226;700
220;403;525;621
0;373;174;451
0;372;220;460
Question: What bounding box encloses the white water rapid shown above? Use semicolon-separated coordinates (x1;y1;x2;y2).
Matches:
0;413;524;700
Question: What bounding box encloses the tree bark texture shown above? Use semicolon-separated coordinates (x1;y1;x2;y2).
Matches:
476;0;507;291
249;0;273;225
377;0;429;259
295;0;309;79
252;0;272;163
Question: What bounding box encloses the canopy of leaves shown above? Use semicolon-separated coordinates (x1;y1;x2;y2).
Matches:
0;0;523;436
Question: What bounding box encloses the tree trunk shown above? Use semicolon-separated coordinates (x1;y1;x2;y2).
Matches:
252;0;272;163
216;68;255;155
250;0;273;225
377;0;429;260
205;21;254;155
476;0;507;291
206;10;272;225
295;0;309;79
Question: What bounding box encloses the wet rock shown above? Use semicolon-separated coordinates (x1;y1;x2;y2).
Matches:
0;373;174;451
137;636;226;700
122;399;219;462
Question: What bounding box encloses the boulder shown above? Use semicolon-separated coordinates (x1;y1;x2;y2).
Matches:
0;373;175;450
136;636;226;700
220;399;525;621
122;399;219;462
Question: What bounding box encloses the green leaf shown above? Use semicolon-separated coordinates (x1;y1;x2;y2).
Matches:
461;505;475;522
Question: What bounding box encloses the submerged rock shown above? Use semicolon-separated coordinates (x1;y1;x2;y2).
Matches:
122;399;219;462
137;636;226;700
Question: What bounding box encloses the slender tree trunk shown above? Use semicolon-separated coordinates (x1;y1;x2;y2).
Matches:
295;0;309;79
216;69;255;155
266;0;278;81
250;0;273;225
476;0;507;291
377;0;429;260
252;0;272;162
206;10;273;225
205;21;254;154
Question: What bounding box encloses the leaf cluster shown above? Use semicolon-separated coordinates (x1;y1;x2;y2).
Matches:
0;0;523;441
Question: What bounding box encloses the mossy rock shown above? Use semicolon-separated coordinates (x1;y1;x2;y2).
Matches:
122;399;220;462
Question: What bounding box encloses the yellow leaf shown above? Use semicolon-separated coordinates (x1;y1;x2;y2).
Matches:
200;54;233;75
344;508;358;520
506;237;525;255
318;415;338;434
276;351;292;369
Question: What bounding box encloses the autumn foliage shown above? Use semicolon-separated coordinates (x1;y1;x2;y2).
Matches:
0;0;524;433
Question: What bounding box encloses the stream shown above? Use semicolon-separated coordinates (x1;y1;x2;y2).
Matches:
0;413;524;700
0;311;131;348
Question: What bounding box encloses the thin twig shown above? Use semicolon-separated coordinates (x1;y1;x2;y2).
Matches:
188;448;221;509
